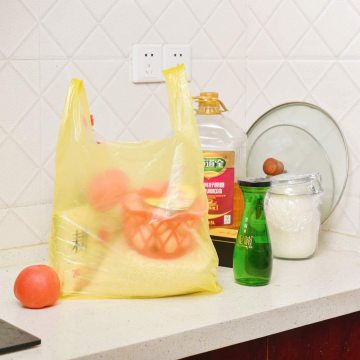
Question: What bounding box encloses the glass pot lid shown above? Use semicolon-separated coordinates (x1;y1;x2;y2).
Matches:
246;102;349;223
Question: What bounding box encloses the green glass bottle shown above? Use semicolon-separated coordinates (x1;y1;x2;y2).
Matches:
233;178;272;286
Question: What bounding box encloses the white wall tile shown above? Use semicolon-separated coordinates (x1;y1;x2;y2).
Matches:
141;29;164;44
12;101;42;166
1;0;360;249
186;0;221;24
188;80;202;99
265;1;309;56
75;28;123;58
40;100;61;165
340;100;360;163
80;0;117;21
290;28;333;58
129;96;170;140
14;203;52;241
293;0;330;22
246;60;283;89
117;128;137;142
102;0;152;56
136;0;172;23
311;64;359;119
42;62;96;115
12;29;39;59
42;0;96;56
102;62;151;122
0;209;41;248
262;63;308;105
245;9;262;49
42;156;55;185
347;145;360;175
155;0;199;43
191;60;222;88
342;61;360;89
203;1;246;56
342;32;360;57
12;60;40;91
314;1;360;56
0;127;6;148
191;31;222;59
39;27;67;58
245;93;271;130
247;31;283;58
22;0;57;20
40;60;67;90
73;60;123;91
41;170;54;203
15;172;42;205
205;62;245;109
0;0;38;57
90;97;125;141
247;0;283;24
324;194;359;235
289;61;333;90
228;35;246;59
0;64;38;132
0;139;38;205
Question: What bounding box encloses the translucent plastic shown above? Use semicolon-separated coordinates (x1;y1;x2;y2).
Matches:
197;114;247;179
197;113;247;230
49;65;220;298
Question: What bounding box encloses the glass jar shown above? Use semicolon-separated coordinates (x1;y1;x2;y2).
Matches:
233;178;272;286
264;173;322;260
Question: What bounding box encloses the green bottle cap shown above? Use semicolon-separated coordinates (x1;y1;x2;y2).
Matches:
238;178;270;187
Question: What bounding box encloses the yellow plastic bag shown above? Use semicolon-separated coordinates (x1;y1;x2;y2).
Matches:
49;65;220;298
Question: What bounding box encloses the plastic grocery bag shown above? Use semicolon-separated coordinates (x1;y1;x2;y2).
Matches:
49;65;220;298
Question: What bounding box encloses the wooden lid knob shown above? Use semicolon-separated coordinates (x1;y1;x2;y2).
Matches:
263;158;285;176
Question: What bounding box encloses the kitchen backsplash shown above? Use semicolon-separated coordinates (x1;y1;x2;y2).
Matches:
0;0;359;250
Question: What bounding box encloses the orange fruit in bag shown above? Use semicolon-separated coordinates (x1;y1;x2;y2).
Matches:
87;169;129;211
123;187;205;259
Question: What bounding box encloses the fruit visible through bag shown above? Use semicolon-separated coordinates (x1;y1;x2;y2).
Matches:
49;65;220;298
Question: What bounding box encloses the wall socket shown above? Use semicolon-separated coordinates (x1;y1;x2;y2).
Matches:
163;44;191;80
132;44;163;83
132;44;191;83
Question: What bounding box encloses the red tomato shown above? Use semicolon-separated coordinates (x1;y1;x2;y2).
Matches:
14;265;61;309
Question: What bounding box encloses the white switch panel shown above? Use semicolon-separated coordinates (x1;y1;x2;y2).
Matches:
163;44;191;80
132;44;163;83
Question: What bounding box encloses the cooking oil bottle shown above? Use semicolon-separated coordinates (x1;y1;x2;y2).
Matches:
194;92;247;235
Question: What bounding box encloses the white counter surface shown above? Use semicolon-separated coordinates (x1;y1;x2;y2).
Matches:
1;231;360;360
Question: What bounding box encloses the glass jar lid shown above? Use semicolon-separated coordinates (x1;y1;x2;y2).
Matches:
269;173;322;195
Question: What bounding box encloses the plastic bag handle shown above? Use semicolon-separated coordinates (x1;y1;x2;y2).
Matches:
163;65;201;144
58;68;197;151
56;79;95;151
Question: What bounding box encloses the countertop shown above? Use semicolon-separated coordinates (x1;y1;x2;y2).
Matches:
1;231;360;360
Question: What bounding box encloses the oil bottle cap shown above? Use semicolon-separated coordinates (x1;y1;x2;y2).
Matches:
193;92;228;115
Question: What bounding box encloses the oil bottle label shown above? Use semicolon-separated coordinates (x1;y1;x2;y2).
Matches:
203;151;235;226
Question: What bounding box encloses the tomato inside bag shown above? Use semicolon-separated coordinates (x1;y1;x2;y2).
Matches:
49;65;220;298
